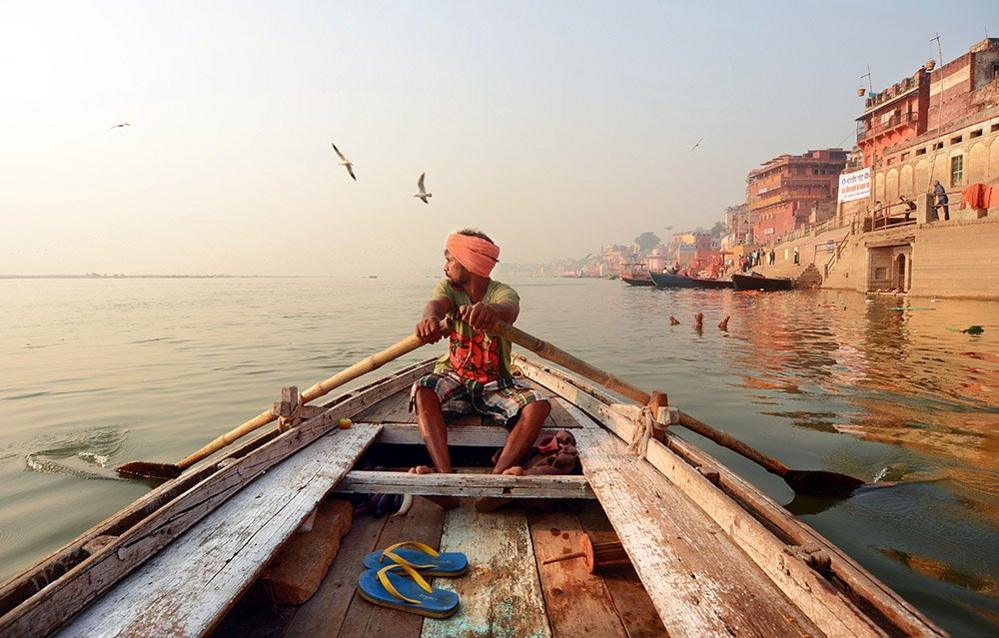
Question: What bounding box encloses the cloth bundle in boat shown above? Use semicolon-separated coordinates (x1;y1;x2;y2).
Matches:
357;541;469;618
493;429;579;475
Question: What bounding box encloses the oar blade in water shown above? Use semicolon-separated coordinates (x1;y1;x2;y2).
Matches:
783;469;866;497
115;461;181;480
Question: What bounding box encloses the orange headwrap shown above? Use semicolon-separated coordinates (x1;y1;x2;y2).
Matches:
445;233;500;277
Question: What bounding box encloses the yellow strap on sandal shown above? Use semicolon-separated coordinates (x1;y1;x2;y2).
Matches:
381;550;434;571
377;563;433;605
381;540;441;559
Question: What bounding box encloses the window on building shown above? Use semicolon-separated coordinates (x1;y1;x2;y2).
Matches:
933;142;944;150
950;135;962;145
915;147;927;156
901;152;909;160
991;123;999;133
970;129;983;139
950;155;964;187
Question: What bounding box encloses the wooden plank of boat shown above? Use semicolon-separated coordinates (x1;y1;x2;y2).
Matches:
568;413;822;637
575;502;668;638
334;497;446;638
528;510;629;638
333;470;595;499
516;357;944;637
281;512;390;638
420;505;551;638
57;424;382;638
0;359;434;638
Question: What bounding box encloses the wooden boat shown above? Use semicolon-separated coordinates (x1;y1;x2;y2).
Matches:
650;271;733;289
732;272;794;291
620;263;655;287
0;355;944;637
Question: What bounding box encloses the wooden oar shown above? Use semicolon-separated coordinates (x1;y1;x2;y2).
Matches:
491;321;866;497
116;328;436;480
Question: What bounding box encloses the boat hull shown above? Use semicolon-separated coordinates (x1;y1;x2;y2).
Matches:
650;272;733;289
621;275;655;287
732;273;794;291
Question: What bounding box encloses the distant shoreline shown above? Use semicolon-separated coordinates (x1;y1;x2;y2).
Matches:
0;275;305;279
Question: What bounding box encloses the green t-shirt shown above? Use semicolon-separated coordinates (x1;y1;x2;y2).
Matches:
431;279;520;382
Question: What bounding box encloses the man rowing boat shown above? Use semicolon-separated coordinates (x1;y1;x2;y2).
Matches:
411;229;551;503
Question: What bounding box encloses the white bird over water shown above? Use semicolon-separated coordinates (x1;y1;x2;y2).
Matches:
110;123;130;129
330;142;356;180
414;172;431;204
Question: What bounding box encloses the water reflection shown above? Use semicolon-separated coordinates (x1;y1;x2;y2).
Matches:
1;278;997;634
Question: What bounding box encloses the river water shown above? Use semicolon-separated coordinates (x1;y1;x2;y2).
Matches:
1;277;996;635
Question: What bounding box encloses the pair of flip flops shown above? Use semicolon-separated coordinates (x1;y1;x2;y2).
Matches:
356;541;469;618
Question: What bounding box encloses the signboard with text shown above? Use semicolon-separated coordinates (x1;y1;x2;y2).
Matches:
838;168;871;203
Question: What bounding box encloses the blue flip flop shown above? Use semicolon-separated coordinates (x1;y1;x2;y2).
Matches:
357;563;460;618
363;541;469;577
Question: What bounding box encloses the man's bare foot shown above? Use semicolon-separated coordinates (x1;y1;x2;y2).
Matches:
409;465;460;509
501;466;524;476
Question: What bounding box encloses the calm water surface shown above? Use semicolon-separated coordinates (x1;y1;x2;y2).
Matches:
1;277;997;635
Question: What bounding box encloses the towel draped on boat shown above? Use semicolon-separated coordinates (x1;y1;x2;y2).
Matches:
446;233;500;277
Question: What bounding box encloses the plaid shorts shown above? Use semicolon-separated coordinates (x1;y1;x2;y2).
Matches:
410;372;548;427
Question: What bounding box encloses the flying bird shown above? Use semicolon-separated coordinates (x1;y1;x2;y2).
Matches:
414;172;431;204
690;137;703;151
110;123;130;129
330;142;356;180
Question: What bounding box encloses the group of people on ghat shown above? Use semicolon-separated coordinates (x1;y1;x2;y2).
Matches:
409;229;556;511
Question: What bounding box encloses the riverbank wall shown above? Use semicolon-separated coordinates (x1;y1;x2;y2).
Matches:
750;215;999;300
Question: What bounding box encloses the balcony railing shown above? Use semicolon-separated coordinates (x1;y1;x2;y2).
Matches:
857;111;919;141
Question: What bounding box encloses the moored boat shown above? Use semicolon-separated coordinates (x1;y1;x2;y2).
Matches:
0;348;944;637
650;271;733;289
620;263;655;287
732;272;794;291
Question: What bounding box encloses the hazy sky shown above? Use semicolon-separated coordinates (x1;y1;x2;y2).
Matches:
1;1;994;276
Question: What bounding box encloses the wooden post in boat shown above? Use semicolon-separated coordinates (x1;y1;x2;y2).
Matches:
541;531;629;574
648;391;669;443
275;386;302;433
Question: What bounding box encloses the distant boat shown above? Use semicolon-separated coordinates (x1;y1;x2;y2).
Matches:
366;275;379;279
620;263;655;287
732;273;793;291
650;272;732;289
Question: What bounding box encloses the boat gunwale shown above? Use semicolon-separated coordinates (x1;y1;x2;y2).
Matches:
512;354;946;638
0;357;437;637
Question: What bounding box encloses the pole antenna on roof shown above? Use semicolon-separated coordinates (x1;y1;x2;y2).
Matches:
925;33;944;194
860;64;873;93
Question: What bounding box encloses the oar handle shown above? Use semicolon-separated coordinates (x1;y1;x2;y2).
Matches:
676;411;789;477
176;323;445;470
489;322;651;405
490;320;791;477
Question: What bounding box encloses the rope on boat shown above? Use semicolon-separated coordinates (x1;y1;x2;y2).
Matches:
627;405;655;458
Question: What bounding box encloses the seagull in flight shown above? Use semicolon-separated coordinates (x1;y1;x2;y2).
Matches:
330;142;356;180
414;172;431;204
689;137;703;151
110;123;131;129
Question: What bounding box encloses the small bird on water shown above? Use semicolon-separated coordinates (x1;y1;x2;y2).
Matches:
330;142;356;180
694;312;704;330
718;316;730;331
414;172;431;204
110;123;130;129
669;316;680;325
